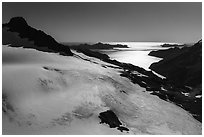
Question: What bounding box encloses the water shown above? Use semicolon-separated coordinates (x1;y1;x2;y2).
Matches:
102;42;171;71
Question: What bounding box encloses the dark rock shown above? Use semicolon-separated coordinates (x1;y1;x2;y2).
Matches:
98;110;129;132
99;110;122;128
117;126;129;132
149;40;202;88
75;48;110;60
7;17;28;29
3;17;73;56
120;90;127;94
148;47;183;59
160;43;184;47
2;93;14;113
69;42;129;50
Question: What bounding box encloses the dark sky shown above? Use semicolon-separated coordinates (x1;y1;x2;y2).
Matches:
2;2;202;43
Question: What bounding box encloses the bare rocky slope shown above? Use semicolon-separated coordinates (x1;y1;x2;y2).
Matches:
3;17;73;56
148;40;202;121
149;40;201;88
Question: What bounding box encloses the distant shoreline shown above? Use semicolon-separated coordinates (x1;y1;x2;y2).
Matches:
61;41;183;46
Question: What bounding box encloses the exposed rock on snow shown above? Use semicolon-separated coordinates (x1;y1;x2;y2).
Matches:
2;45;201;135
98;110;129;132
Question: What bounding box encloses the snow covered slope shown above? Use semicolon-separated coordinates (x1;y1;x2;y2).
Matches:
2;45;201;135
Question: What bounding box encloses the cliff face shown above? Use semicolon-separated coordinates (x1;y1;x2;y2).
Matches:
149;40;202;88
3;17;73;56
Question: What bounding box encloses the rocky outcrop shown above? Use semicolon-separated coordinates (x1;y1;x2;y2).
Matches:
148;40;202;121
3;17;73;56
148;47;183;59
98;110;129;132
149;40;202;88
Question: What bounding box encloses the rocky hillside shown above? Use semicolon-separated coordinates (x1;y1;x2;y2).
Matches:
149;40;202;88
3;17;73;56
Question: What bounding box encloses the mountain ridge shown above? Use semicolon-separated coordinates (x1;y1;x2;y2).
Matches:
3;17;73;56
149;40;201;88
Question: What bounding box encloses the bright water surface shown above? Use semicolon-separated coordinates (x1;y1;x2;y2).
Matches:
103;42;171;71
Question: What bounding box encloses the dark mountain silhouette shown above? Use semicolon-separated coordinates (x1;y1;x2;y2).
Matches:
148;40;202;122
160;43;184;47
3;17;73;56
69;42;128;50
149;40;202;88
149;47;184;59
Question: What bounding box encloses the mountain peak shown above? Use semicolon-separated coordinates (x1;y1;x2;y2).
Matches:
198;39;202;44
3;16;73;56
8;17;28;28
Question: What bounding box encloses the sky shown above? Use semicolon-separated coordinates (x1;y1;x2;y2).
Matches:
2;2;202;43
